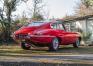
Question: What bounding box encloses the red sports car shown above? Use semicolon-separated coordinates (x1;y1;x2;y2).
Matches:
12;20;81;51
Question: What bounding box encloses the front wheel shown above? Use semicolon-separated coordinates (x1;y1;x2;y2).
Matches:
21;41;31;50
73;38;80;48
49;38;59;51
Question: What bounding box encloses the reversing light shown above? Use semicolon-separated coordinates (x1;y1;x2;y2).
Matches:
28;33;31;35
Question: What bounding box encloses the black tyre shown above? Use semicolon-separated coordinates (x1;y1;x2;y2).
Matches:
49;38;59;51
21;41;31;50
73;38;80;48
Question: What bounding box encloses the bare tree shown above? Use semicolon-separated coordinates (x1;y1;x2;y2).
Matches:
30;0;44;20
75;0;93;17
81;0;93;8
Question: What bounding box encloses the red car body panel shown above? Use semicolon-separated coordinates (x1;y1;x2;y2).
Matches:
12;21;80;46
14;26;38;35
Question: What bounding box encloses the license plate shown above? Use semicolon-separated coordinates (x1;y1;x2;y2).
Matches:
21;39;25;42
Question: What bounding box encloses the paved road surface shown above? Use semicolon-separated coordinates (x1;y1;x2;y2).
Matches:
0;54;93;62
31;54;93;60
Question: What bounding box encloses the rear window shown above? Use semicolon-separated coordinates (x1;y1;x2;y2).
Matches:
25;22;45;27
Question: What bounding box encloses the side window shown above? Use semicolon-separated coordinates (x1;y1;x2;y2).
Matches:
51;23;57;29
51;23;65;30
58;23;65;30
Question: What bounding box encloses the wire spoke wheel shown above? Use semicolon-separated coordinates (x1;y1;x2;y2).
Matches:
73;38;80;48
49;38;59;51
21;41;31;50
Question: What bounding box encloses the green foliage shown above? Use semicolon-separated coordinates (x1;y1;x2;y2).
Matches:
76;28;92;41
0;0;28;43
81;32;92;41
81;0;93;7
32;14;44;21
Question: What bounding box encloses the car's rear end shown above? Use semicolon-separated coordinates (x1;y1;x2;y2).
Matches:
20;22;54;47
12;21;55;49
12;21;48;41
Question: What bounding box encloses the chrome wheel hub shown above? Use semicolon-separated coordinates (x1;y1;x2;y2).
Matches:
53;38;59;50
25;43;31;47
76;39;80;46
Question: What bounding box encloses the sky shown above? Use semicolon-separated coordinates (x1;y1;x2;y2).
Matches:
45;0;80;18
14;0;80;19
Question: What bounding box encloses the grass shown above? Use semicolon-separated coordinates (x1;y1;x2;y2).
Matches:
0;45;93;64
0;45;93;57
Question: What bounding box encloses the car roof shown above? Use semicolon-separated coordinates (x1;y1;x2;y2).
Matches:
29;20;63;26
